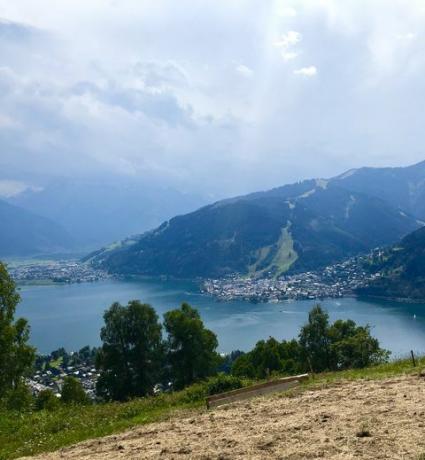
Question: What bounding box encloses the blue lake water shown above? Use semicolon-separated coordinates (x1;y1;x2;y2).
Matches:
17;278;425;358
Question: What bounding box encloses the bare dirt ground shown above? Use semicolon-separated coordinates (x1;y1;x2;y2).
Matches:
26;374;425;459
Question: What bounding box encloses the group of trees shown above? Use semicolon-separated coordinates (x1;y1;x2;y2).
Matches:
0;261;390;408
94;303;389;400
96;301;220;401
232;306;390;379
35;345;98;371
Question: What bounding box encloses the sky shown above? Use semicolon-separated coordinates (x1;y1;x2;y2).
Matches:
1;0;425;198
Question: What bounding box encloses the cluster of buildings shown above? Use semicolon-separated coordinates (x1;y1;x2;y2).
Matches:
202;256;382;303
9;260;110;284
27;359;99;400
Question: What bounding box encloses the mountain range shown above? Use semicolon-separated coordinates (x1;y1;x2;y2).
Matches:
87;168;423;278
0;198;74;257
7;177;207;250
332;160;425;220
4;161;425;268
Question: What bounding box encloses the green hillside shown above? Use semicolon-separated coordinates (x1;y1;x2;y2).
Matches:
357;226;425;300
86;180;419;278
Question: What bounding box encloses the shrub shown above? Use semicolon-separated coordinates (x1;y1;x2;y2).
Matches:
4;384;34;412
206;373;242;395
181;382;208;403
35;389;59;411
61;377;89;405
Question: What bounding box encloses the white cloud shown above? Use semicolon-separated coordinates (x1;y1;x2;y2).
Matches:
236;64;253;77
274;30;301;62
282;51;299;61
274;30;302;49
1;1;425;196
293;66;317;77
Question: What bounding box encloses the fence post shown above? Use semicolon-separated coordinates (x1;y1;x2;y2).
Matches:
411;350;416;367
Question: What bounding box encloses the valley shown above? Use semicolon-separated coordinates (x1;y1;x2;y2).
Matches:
3;5;425;459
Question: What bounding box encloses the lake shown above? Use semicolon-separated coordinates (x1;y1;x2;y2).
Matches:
17;278;425;357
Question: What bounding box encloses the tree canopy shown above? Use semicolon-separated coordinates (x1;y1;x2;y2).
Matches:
232;304;389;377
0;262;35;399
96;300;165;401
164;303;220;389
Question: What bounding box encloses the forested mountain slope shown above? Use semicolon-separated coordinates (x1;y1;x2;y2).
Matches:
87;180;419;278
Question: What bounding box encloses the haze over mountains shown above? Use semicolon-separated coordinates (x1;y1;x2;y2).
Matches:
0;198;73;256
3;161;425;266
87;161;425;278
1;177;207;255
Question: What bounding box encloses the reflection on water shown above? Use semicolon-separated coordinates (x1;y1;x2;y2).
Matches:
17;278;425;357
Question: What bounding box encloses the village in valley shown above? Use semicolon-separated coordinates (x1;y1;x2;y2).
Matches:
27;347;99;400
8;260;110;284
202;254;383;303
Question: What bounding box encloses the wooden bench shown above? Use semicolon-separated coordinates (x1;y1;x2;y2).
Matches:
206;373;309;408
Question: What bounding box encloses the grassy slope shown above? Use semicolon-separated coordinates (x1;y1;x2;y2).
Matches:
1;356;424;460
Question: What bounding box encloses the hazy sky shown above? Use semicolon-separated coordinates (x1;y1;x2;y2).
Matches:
1;0;425;197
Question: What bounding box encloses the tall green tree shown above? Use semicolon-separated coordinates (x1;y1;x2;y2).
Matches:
0;262;35;398
164;303;220;389
96;300;164;401
328;319;390;369
299;306;389;372
299;305;332;372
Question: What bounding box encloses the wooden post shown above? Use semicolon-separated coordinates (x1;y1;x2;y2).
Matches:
411;350;416;367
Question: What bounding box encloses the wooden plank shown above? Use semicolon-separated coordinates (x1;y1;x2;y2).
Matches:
206;373;309;408
207;373;309;403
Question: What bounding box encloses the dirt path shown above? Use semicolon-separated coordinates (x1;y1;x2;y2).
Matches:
25;374;425;459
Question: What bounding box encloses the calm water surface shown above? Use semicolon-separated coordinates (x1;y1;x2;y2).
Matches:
17;278;425;357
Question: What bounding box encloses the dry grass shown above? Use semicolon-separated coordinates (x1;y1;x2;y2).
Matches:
23;370;425;459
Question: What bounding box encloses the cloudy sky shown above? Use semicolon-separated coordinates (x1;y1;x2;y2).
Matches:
1;0;425;198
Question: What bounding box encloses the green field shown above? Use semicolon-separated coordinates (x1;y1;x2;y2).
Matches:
1;356;424;460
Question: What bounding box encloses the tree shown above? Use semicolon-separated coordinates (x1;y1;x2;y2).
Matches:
164;303;220;389
4;383;34;411
231;353;256;378
231;338;303;379
249;337;284;378
0;262;35;398
96;300;164;401
278;339;304;375
299;305;332;372
35;389;59;411
299;306;389;372
328;320;389;369
61;376;88;404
